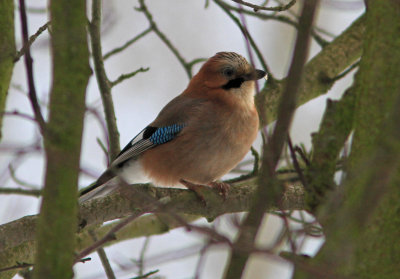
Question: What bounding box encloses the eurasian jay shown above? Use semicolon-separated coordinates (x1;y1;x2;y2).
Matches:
80;52;266;202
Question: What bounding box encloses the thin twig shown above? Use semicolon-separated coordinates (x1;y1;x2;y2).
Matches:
194;241;212;279
287;136;307;188
225;146;259;183
103;27;152;60
0;263;32;273
294;145;310;166
1;110;36;122
130;270;159;279
110;67;150;87
137;0;197;79
88;230;116;279
231;0;296;12
17;0;46;133
214;0;271;77
96;138;109;159
76;211;145;261
330;60;360;82
137;237;151;276
236;1;266;92
0;187;41;197
89;0;120;160
0;257;91;274
14;21;50;62
218;0;328;47
86;106;110;156
9;164;39;189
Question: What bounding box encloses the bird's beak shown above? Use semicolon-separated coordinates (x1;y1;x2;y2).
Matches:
244;69;267;81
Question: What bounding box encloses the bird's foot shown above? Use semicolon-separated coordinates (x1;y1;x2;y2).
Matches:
180;180;231;204
208;181;230;200
179;179;207;205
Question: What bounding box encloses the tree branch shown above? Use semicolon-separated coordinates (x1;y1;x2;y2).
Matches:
256;13;366;126
14;21;50;62
216;0;328;47
110;67;150;87
214;0;271;77
17;0;46;133
305;87;355;212
88;230;116;279
0;0;16;140
224;1;319;277
103;27;152;60
137;0;201;79
0;187;41;197
89;0;120;161
32;0;91;277
0;178;305;266
231;0;296;12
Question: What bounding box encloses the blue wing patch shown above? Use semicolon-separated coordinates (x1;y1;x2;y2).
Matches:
111;124;185;168
149;124;185;144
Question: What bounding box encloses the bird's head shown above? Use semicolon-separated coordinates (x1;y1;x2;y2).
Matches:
187;52;266;104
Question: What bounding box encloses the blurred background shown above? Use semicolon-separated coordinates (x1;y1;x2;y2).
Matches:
0;0;364;278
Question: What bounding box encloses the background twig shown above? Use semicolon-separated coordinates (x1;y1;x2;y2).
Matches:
17;0;46;133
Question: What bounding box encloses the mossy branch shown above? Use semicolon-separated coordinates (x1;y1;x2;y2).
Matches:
305;87;356;212
0;0;16;140
256;14;365;126
32;0;91;277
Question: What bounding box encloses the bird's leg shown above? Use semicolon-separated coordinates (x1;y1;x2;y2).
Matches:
179;179;231;203
208;181;230;200
179;179;207;205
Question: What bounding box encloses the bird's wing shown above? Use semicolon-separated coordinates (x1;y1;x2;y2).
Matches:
111;95;206;168
111;123;186;168
79;96;205;199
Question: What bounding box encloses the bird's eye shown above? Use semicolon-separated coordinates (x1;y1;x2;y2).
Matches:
223;68;235;78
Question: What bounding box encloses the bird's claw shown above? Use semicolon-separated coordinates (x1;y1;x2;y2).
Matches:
208;181;230;200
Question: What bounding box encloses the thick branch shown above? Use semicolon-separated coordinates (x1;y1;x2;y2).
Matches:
0;178;304;258
305;87;355;212
0;0;15;139
33;0;91;277
256;13;365;126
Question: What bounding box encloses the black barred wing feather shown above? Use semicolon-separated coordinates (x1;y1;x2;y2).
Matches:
111;124;185;168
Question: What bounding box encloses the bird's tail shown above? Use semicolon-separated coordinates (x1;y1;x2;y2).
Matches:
78;169;117;203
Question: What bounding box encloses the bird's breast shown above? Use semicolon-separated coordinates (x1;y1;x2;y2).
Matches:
141;102;259;186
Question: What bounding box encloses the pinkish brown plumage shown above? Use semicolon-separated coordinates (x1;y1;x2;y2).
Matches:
80;52;265;202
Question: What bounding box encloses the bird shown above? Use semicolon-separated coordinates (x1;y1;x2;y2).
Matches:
80;52;266;202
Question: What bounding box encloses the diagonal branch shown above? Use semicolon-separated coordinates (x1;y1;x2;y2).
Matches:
88;230;116;279
214;0;271;78
103;27;152;60
14;21;50;62
89;0;120;161
223;1;319;277
110;67;150;87
137;0;204;79
256;13;366;126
